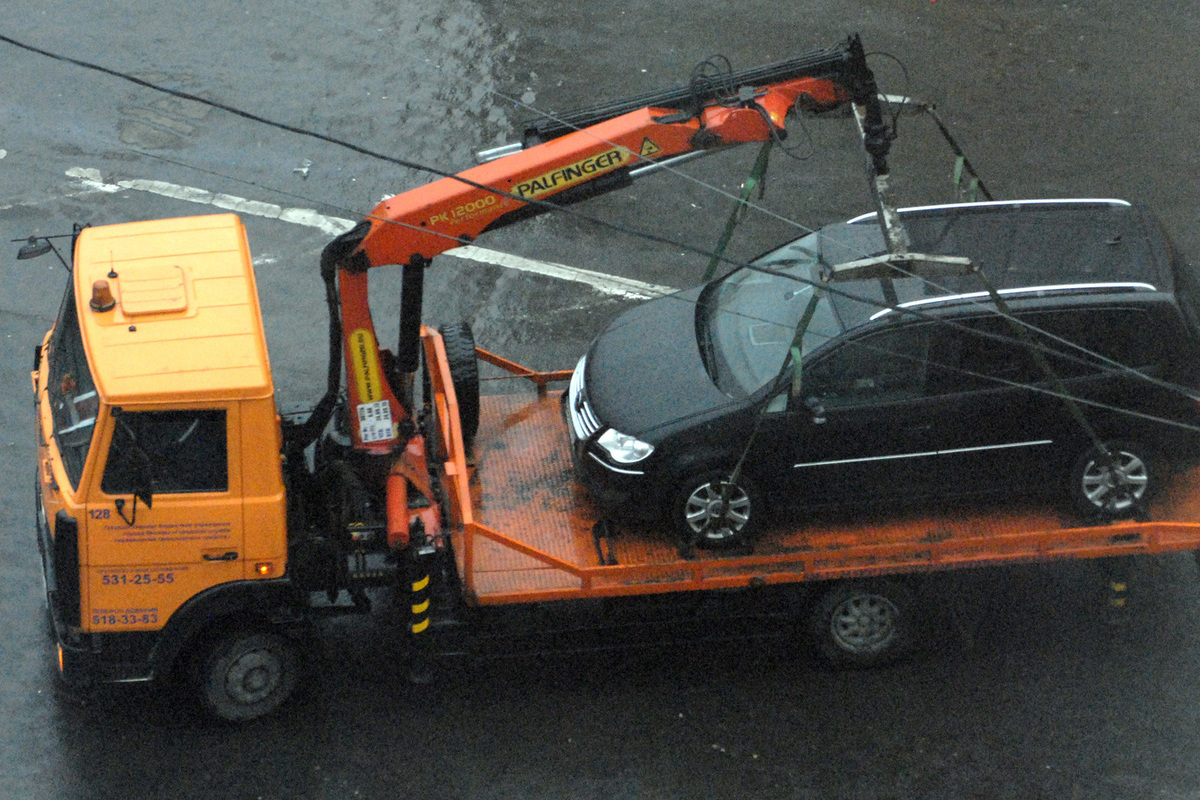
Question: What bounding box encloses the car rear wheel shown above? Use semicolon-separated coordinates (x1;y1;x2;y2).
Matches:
674;471;760;549
1069;440;1156;519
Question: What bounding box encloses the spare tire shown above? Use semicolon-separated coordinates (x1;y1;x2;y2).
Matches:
439;322;480;447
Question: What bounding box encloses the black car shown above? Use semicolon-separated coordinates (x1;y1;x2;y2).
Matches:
565;199;1200;547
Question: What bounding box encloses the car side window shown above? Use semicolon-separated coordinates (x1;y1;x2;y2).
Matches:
102;409;229;495
947;316;1041;391
1025;308;1158;375
806;325;929;406
952;308;1157;389
932;307;1160;396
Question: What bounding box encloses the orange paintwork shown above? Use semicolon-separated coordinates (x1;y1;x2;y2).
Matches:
73;214;274;405
422;334;1200;606
38;214;287;635
356;86;840;271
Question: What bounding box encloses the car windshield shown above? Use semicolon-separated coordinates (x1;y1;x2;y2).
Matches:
700;223;927;396
47;284;100;489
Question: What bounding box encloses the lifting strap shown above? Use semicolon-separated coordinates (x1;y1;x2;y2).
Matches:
701;139;774;283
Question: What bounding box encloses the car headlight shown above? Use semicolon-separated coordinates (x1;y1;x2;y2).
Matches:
596;428;654;464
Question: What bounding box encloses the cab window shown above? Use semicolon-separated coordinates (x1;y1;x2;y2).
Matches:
46;285;99;489
102;410;228;495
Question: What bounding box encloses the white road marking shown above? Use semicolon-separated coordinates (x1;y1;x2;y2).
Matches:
65;167;675;299
443;246;675;300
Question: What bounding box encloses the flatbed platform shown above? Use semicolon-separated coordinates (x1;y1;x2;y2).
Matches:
442;386;1200;606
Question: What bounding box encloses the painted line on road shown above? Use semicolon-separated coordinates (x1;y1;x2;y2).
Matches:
65;167;675;299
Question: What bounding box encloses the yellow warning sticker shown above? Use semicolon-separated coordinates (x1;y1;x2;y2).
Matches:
512;149;632;200
639;138;662;157
350;328;384;404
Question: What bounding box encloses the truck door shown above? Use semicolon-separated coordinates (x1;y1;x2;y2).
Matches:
82;405;244;633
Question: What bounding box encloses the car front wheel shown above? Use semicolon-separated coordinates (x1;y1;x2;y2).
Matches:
674;471;760;549
1069;440;1156;519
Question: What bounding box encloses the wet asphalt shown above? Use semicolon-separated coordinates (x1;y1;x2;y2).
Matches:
3;1;1200;797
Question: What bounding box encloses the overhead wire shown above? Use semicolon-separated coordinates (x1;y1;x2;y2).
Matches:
135;143;1200;437
0;30;834;285
5;28;1198;437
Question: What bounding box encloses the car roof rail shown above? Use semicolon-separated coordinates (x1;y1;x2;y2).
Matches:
846;198;1133;225
868;281;1159;320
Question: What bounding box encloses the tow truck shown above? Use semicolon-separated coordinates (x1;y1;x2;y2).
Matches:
28;36;1200;721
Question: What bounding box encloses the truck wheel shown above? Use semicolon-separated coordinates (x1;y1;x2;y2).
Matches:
196;631;300;722
1069;440;1156;519
810;580;915;667
439;322;480;447
674;471;760;549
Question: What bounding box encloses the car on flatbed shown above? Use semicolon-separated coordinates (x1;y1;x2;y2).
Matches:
565;199;1200;547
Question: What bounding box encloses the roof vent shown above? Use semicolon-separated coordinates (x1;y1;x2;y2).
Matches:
118;264;188;316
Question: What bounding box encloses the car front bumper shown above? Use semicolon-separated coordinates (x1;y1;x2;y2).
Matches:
562;392;665;521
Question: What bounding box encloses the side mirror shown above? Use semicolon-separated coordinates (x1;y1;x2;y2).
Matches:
804;396;827;425
131;444;156;509
17;237;53;260
114;414;156;511
113;458;154;526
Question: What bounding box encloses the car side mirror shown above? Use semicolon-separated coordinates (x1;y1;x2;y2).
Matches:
804;396;827;425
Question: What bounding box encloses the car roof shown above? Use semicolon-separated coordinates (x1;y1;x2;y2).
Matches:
844;199;1167;294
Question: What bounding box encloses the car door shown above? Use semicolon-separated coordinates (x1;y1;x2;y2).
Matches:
755;322;944;506
920;313;1065;497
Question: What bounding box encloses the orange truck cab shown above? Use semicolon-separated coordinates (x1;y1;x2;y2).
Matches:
34;215;297;700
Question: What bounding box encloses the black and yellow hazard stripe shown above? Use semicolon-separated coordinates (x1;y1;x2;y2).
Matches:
411;573;431;634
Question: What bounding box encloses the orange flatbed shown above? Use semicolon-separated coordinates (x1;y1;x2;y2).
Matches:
432;367;1200;607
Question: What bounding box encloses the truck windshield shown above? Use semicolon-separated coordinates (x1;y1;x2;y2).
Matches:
47;284;99;489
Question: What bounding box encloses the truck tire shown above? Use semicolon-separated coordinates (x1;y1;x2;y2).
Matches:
195;630;300;722
439;322;480;447
810;580;915;667
34;481;53;638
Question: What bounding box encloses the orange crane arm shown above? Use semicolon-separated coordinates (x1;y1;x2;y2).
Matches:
353;77;844;270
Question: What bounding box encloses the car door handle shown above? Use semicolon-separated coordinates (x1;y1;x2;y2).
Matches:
202;551;239;562
903;424;933;434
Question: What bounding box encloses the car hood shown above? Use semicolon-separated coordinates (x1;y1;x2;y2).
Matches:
585;287;737;440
